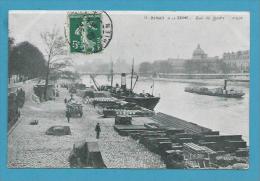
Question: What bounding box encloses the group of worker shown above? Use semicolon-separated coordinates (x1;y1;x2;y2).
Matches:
64;94;101;139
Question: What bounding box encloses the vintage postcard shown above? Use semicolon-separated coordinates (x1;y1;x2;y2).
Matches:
8;10;249;169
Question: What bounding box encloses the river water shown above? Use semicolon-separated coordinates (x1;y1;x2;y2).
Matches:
82;75;249;143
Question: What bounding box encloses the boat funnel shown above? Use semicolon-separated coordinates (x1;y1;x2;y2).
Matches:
121;73;126;90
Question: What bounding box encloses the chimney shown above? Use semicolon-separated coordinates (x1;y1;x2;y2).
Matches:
121;73;126;90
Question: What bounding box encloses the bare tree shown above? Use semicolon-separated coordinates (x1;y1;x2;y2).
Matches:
41;28;71;101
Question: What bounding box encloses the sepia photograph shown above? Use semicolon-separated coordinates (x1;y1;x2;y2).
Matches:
8;10;249;169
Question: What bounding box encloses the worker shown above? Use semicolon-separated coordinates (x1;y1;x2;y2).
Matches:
69;94;74;102
66;110;71;123
95;123;101;139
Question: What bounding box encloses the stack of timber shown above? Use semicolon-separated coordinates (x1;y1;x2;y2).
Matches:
113;112;249;169
115;115;132;125
90;93;155;118
114;125;164;136
92;97;118;108
199;135;247;153
151;112;212;134
100;100;154;118
103;108;154;118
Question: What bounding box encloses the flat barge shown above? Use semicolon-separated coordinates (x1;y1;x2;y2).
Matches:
184;87;245;98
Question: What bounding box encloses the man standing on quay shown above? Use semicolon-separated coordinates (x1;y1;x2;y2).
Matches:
66;110;71;123
95;123;101;139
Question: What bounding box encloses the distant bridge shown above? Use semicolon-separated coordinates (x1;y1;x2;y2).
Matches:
80;72;133;76
79;72;249;80
143;73;249;80
79;72;126;76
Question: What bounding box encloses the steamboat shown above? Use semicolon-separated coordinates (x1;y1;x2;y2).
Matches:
91;60;160;110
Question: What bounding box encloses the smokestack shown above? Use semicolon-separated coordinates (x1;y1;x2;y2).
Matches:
121;73;126;90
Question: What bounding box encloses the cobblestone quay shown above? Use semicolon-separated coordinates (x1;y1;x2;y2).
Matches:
8;81;165;168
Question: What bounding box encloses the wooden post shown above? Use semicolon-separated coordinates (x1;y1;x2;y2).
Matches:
130;58;134;92
110;61;113;88
224;80;227;90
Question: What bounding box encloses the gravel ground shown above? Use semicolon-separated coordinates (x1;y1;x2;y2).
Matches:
8;83;165;168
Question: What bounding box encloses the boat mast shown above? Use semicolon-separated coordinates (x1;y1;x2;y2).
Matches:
132;75;139;90
110;60;113;87
151;79;155;96
90;74;100;91
130;57;134;92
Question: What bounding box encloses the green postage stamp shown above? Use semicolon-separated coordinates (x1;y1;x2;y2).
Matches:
68;11;113;54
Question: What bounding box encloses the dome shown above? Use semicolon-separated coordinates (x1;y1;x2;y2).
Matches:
193;44;205;55
192;44;207;59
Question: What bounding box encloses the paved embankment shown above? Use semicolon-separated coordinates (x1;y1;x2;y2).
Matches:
8;84;165;168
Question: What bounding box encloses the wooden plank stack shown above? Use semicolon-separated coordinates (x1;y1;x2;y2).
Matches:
113;113;248;168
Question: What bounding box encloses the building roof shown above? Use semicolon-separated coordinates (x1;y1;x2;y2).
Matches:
193;44;206;56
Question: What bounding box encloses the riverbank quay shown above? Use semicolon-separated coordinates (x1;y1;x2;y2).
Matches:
8;80;248;169
8;81;165;168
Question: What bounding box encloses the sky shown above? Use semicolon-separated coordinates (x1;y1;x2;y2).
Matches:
9;11;250;65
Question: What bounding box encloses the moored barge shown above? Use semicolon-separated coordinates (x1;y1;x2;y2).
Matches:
184;86;245;98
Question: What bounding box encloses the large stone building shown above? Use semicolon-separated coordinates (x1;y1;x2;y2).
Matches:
192;44;208;60
185;44;249;73
150;44;249;74
187;44;221;73
167;58;186;73
222;50;249;73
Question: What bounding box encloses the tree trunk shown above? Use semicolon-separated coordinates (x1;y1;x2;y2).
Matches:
44;57;51;101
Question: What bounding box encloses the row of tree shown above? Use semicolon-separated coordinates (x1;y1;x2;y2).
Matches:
9;39;47;79
9;28;78;101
